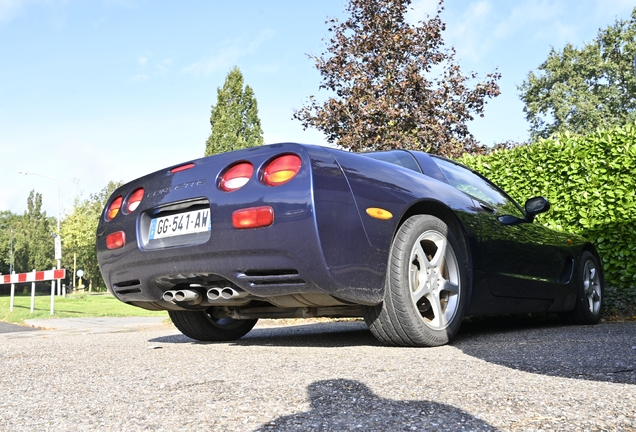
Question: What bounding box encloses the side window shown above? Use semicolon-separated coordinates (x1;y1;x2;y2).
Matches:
433;157;524;217
363;151;422;173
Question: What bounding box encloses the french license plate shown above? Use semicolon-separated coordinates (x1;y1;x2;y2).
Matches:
149;209;211;240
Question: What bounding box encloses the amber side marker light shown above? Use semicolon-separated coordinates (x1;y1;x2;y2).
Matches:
262;154;302;186
232;206;274;229
170;163;195;174
366;207;393;220
106;231;126;249
126;188;144;213
106;196;123;221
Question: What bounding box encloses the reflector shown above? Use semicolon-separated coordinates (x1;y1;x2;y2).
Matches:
106;231;126;249
262;154;302;186
232;206;274;229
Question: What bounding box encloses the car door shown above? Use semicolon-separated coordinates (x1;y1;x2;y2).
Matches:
431;157;563;299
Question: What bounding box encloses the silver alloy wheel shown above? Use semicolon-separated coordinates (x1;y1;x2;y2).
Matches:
409;230;461;330
583;259;602;315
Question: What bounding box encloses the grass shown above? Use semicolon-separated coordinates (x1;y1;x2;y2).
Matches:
0;293;167;325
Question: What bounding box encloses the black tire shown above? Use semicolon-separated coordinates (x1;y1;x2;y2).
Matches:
168;308;258;341
363;215;470;347
563;251;603;325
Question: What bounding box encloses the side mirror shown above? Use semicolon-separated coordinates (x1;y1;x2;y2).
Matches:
525;196;550;221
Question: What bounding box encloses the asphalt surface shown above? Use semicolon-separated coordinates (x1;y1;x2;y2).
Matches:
0;320;38;333
0;316;634;431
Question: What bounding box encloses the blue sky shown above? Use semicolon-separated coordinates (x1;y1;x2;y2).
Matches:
1;0;634;217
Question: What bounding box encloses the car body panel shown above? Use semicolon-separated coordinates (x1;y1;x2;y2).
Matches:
96;143;595;319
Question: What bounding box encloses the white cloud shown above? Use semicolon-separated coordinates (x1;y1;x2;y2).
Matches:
128;56;173;83
181;29;276;76
155;58;172;76
128;74;149;83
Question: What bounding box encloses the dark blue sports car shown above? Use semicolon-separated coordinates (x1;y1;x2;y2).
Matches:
96;143;603;346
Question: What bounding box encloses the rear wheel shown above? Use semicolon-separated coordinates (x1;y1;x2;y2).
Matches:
563;251;603;324
363;215;470;347
168;308;258;341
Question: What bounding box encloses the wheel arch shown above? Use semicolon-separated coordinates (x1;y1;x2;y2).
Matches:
396;199;474;289
398;200;471;257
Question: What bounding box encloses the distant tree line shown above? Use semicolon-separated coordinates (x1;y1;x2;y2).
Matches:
0;191;56;275
1;182;120;290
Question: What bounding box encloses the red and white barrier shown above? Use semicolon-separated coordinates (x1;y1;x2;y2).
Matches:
1;269;66;315
2;269;65;285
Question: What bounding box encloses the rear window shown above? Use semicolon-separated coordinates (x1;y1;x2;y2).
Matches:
363;151;422;173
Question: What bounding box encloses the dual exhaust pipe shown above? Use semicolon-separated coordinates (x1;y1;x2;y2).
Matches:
162;287;247;303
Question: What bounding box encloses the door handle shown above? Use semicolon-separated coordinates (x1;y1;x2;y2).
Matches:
479;203;496;213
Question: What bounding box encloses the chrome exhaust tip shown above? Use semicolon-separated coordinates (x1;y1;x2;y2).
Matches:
174;289;200;302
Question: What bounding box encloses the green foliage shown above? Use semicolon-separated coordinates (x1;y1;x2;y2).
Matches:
204;67;264;156
519;8;636;140
459;125;636;291
0;211;19;274
0;191;56;274
294;0;500;157
0;293;166;324
61;181;122;288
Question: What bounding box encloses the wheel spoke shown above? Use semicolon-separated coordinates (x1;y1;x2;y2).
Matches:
429;237;447;268
412;279;431;303
588;295;596;312
426;291;445;328
414;241;432;272
411;241;432;302
441;279;460;295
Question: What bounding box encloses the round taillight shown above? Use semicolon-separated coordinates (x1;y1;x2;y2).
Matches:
106;196;123;221
262;154;302;186
126;188;144;213
220;162;254;192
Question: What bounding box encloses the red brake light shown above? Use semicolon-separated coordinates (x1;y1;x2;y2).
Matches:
220;162;254;192
262;154;302;186
170;163;195;174
232;206;274;229
106;231;126;249
126;188;144;213
106;196;123;221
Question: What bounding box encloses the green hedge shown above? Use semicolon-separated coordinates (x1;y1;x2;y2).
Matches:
458;125;636;292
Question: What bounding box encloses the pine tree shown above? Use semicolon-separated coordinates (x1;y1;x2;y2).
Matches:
204;67;264;156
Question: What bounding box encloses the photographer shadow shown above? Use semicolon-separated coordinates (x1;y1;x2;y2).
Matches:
254;378;495;431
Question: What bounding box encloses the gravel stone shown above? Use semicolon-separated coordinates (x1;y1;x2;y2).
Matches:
0;319;634;431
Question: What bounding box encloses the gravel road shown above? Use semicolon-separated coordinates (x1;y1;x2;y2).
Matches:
0;317;634;431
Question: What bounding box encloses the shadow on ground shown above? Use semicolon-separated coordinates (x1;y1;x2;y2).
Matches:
453;315;636;385
150;315;636;385
149;321;381;348
253;379;495;431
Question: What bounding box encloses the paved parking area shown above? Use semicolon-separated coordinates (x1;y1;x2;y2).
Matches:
0;317;634;431
0;321;37;334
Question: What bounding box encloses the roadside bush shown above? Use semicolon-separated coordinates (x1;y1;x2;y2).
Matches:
459;125;636;296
